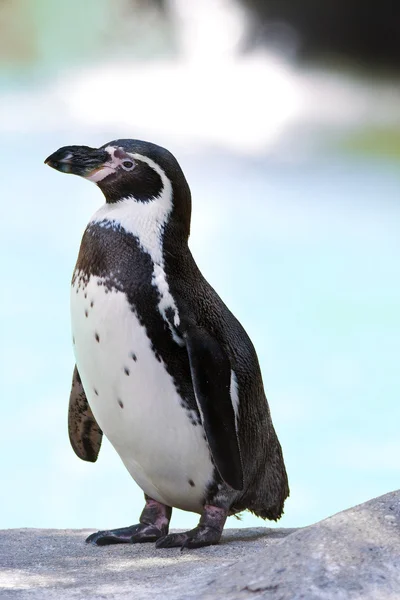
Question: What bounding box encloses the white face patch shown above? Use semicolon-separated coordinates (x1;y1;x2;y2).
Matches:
85;145;135;182
90;150;182;341
86;165;115;182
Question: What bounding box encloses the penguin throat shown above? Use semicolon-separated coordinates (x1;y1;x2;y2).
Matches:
89;189;181;338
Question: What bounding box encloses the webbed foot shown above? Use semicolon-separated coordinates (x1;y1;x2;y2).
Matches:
156;504;227;550
86;495;172;546
86;523;164;545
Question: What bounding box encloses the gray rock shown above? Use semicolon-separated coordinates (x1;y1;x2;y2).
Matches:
0;490;399;599
213;489;400;600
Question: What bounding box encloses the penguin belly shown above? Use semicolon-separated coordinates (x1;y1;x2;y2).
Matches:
70;274;214;513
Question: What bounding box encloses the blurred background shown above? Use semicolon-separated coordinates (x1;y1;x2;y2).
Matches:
1;0;399;532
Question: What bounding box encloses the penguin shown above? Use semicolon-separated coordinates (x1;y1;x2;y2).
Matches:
44;140;289;549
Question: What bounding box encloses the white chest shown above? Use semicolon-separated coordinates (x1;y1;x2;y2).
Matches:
70;273;213;512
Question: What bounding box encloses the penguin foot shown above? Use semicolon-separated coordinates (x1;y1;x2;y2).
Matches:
86;523;167;545
86;525;145;545
155;504;228;550
86;495;172;546
155;525;221;549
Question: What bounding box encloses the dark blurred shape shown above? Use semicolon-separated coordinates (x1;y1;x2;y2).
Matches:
127;0;167;13
243;0;400;67
136;0;165;9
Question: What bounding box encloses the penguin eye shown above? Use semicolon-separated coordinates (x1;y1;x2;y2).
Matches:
121;160;134;171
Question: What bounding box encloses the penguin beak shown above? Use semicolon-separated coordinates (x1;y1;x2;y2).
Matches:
44;145;111;178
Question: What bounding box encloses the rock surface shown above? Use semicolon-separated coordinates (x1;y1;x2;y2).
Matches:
0;490;399;599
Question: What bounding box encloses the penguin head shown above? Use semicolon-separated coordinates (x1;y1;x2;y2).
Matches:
45;139;192;236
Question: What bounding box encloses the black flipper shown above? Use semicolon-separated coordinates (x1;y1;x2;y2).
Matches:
184;326;243;491
68;365;102;462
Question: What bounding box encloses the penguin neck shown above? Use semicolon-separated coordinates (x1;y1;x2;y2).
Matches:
90;196;189;267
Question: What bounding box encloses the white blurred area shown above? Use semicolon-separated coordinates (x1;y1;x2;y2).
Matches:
1;0;400;155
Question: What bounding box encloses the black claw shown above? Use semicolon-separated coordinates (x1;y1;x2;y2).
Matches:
180;539;190;552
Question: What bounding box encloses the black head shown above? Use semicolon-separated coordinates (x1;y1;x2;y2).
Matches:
45;139;192;238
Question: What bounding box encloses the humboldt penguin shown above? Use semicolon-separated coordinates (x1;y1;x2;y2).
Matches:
45;139;289;549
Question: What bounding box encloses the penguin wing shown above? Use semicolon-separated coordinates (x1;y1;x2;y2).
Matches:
184;325;243;491
68;365;103;462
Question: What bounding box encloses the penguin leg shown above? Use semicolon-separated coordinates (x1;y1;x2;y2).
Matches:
86;495;172;545
155;505;227;549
